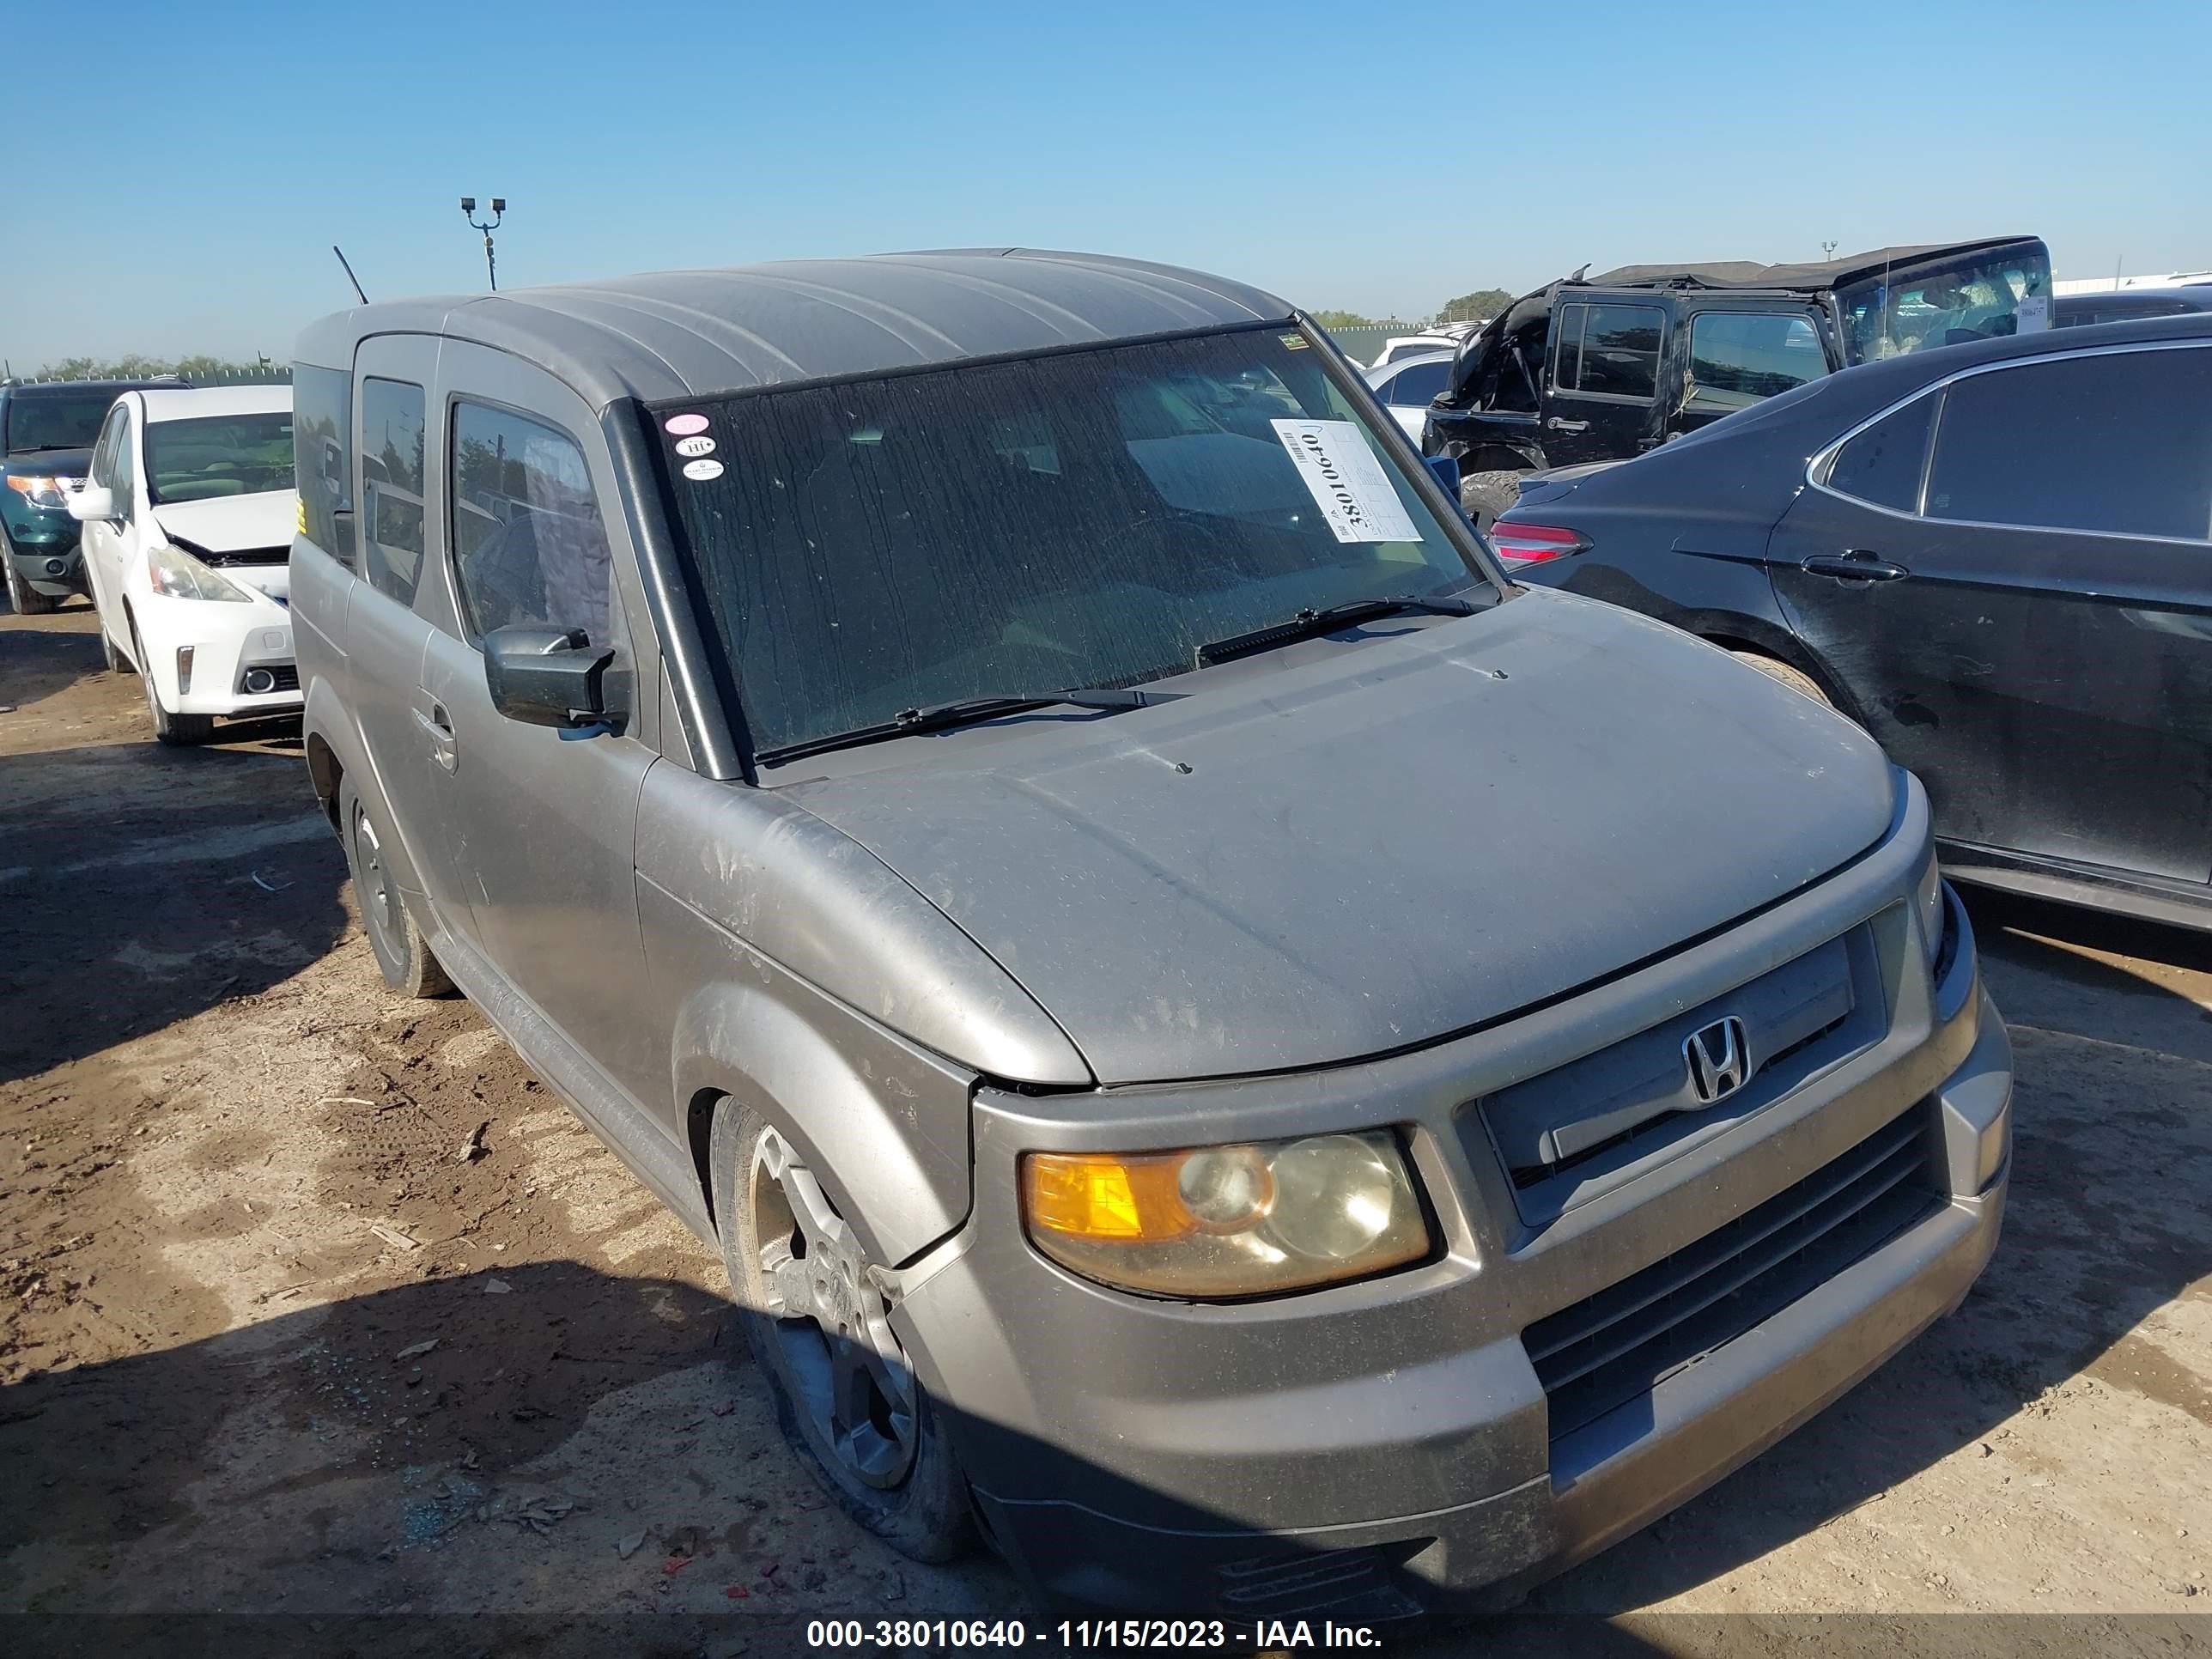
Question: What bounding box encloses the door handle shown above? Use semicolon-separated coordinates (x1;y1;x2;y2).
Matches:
1544;416;1589;433
1801;551;1910;583
412;704;458;772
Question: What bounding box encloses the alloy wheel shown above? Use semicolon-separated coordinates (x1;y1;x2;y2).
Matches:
750;1130;919;1489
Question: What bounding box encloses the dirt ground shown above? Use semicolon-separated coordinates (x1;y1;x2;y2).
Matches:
3;599;2210;1656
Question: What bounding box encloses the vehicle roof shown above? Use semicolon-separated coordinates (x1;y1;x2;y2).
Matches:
137;384;293;422
1362;349;1454;383
2;377;180;398
2055;285;2212;309
294;250;1295;412
1583;237;2041;295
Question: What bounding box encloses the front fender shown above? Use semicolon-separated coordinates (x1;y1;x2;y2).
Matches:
647;876;984;1267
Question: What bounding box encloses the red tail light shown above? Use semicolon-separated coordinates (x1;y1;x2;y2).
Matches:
1487;521;1589;567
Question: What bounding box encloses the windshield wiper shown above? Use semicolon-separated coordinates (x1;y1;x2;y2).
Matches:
756;687;1148;766
1195;593;1476;668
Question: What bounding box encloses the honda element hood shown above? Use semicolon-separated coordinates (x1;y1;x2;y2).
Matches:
787;588;1897;1085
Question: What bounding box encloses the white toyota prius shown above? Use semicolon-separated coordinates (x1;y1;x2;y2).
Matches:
68;384;298;744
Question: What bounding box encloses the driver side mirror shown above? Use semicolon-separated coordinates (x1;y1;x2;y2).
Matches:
483;625;622;732
67;483;117;524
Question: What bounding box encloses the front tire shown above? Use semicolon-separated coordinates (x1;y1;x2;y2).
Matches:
340;780;453;997
1727;648;1835;708
712;1102;975;1564
4;554;57;616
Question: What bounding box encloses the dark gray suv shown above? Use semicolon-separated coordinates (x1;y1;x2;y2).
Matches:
290;251;2012;1615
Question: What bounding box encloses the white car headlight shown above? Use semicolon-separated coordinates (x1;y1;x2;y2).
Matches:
148;541;253;603
1021;1130;1432;1297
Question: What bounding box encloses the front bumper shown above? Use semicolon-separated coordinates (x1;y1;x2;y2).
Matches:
4;524;84;596
138;599;302;717
895;804;2009;1616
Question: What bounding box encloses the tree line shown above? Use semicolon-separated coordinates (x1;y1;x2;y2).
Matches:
16;354;281;381
1312;289;1516;331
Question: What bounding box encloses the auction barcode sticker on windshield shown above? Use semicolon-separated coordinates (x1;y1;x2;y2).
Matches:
1270;419;1419;544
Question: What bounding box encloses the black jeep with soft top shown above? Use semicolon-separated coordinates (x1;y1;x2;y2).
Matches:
1424;237;2051;523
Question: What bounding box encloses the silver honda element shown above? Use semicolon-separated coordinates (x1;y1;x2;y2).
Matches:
290;251;2011;1614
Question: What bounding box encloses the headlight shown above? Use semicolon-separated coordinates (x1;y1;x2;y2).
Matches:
1914;851;1948;969
4;473;73;511
148;541;252;602
1021;1130;1431;1297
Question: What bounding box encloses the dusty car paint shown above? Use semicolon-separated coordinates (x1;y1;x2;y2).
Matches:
292;252;2012;1613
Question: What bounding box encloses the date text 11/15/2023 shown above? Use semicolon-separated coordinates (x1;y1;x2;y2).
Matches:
804;1618;1388;1650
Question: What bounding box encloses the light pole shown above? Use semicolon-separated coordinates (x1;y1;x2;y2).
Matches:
459;196;506;291
1821;240;1838;260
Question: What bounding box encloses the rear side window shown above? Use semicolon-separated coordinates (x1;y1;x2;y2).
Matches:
1923;348;2212;540
1555;304;1665;400
1385;359;1449;406
1688;313;1828;408
292;365;355;570
360;378;427;606
448;401;613;647
1825;394;1936;513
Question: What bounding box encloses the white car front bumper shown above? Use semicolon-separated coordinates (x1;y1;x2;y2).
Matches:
137;592;302;717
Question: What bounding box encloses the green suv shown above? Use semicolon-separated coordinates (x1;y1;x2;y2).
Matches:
1;378;176;612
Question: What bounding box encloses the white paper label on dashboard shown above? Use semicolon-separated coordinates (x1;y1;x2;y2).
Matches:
2015;295;2050;334
1271;419;1419;544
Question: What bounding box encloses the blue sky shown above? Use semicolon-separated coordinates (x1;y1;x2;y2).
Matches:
5;0;2208;368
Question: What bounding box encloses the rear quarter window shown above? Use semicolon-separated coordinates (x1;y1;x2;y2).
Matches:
1824;393;1937;513
292;365;356;571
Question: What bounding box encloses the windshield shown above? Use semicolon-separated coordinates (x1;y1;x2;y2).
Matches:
4;392;119;454
145;411;295;505
1838;242;2052;364
658;326;1491;756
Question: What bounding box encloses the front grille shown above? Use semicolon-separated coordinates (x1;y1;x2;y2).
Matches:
1526;1104;1940;1441
1473;921;1890;1229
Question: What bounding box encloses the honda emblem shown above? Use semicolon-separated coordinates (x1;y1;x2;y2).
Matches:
1683;1016;1751;1104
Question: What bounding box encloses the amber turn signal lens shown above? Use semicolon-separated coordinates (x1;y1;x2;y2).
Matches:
1023;1151;1194;1243
1019;1132;1432;1299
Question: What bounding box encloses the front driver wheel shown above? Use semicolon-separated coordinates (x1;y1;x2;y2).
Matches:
713;1103;975;1564
5;555;56;616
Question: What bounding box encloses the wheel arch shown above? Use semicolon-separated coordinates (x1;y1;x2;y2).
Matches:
670;977;978;1268
1692;617;1863;721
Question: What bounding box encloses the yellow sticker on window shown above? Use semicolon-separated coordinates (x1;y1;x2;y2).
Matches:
1280;334;1309;349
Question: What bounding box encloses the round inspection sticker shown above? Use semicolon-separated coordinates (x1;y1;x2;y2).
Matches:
673;434;716;458
663;412;710;437
681;458;725;482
